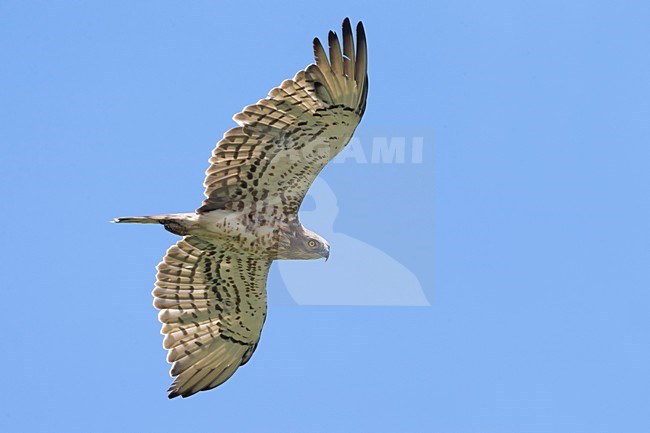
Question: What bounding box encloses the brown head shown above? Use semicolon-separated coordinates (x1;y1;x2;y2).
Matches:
274;222;330;260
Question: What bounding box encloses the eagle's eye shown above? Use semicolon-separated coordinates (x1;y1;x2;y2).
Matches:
307;240;317;248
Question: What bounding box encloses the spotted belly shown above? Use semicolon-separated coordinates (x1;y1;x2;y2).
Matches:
195;209;284;256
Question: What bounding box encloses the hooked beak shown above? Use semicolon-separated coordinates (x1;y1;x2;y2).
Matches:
323;246;330;261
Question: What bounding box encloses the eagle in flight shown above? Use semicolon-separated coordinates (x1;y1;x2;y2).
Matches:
115;19;367;398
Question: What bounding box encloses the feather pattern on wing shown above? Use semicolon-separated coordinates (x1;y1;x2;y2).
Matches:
118;19;369;398
154;236;271;398
198;19;368;216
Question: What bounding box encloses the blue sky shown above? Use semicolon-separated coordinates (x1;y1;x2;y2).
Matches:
2;1;650;432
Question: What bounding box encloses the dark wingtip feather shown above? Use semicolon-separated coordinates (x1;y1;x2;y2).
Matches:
342;18;355;77
328;30;344;75
356;21;367;54
342;19;353;41
168;388;196;399
327;31;339;54
355;21;367;86
312;37;328;67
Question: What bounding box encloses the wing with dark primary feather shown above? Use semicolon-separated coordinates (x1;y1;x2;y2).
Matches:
154;236;271;398
198;18;368;216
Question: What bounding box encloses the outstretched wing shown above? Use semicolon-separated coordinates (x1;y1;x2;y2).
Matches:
198;18;368;215
154;236;271;398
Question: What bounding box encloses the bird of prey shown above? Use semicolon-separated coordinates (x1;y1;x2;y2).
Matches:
115;18;367;398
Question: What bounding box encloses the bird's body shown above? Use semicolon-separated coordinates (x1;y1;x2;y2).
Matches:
118;208;327;260
115;18;367;398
